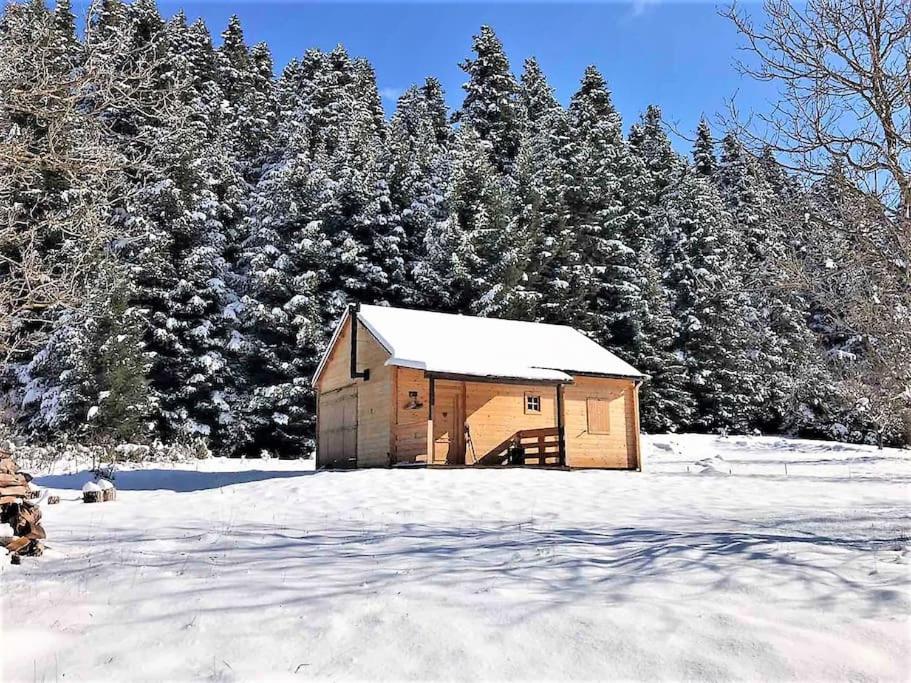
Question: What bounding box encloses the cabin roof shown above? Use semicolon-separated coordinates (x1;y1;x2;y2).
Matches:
313;304;644;385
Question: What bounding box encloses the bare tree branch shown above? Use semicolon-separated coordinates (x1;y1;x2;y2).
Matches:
721;0;910;213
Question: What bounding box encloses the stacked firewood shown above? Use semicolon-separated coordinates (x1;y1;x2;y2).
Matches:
1;448;46;559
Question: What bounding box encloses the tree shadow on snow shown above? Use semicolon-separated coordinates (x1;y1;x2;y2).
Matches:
40;514;911;629
35;468;316;492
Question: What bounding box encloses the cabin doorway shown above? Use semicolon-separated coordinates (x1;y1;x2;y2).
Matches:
432;382;465;465
318;385;358;468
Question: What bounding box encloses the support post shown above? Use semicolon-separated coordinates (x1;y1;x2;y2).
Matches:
556;383;566;467
631;380;643;471
426;377;435;464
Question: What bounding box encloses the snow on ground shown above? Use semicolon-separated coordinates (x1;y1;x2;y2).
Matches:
1;435;909;682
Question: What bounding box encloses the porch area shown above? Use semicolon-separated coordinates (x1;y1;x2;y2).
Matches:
390;370;567;468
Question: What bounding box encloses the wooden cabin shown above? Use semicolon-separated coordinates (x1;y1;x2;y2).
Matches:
312;304;645;469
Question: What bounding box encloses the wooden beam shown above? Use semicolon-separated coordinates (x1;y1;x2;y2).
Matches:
427;376;435;465
565;370;645;382
388;366;398;464
630;383;642;471
556;383;566;467
315;389;321;467
424;371;567;386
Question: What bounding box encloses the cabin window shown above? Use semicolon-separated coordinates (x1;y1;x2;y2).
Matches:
586;398;611;434
525;393;542;414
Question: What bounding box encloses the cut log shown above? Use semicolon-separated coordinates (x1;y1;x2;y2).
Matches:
5;536;32;553
0;473;27;487
0;454;47;558
47;495;60;505
83;490;102;504
102;488;116;502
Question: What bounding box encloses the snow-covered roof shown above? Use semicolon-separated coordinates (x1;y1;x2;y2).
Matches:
314;304;644;384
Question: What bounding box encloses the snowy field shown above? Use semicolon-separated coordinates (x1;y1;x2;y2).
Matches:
1;435;909;682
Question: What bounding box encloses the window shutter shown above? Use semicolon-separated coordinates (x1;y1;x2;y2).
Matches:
586;398;611;434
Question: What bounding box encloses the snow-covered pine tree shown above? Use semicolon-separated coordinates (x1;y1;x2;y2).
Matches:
755;147;836;438
716;132;817;431
496;58;576;323
14;247;156;443
148;11;244;448
633;251;695;432
420;77;451;147
230;96;331;456
53;0;240;446
216;16;277;182
229;43;394;455
385;84;451;307
565;66;640;352
659;170;757;432
0;0;122;434
626;106;694;431
427;125;518;314
455;25;524;175
692;117;717;178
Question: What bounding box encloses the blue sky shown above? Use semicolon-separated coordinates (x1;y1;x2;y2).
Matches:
81;1;776;150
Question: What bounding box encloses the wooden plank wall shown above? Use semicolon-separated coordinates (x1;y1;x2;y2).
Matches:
563;376;638;468
316;317;392;467
392;368;430;462
463;382;557;463
388;368;640;469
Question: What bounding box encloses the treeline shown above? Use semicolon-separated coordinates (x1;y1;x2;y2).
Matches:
1;0;907;455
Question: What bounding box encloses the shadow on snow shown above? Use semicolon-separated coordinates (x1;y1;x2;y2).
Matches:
35;468;316;492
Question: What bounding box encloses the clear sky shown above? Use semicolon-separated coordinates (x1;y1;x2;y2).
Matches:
81;1;777;151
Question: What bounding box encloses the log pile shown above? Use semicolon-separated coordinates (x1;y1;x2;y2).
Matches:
1;448;46;559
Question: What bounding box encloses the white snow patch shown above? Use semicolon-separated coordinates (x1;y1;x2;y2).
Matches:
3;435;908;681
316;304;643;384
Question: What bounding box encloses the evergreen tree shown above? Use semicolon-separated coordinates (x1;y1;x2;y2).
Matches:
629;105;685;199
503;58;577;322
715;132;825;431
624;106;694;431
692;117;716;178
455;25;524;175
231;114;331;455
216;17;277;179
2;3;890;450
433;125;517;314
565;66;640;352
420;77;451;146
660;171;757;432
385;85;451;306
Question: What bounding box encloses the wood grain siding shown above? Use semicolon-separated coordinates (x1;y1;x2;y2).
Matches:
318;386;357;467
392;367;430;462
316;316;393;468
464;382;558;463
564;376;638;469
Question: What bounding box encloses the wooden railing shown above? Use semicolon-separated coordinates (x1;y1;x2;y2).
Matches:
475;427;563;467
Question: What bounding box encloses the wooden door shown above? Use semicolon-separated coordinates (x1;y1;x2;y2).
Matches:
318;386;358;468
432;384;465;465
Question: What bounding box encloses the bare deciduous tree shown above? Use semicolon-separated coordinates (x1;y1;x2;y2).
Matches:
0;3;179;364
723;0;910;213
724;0;911;444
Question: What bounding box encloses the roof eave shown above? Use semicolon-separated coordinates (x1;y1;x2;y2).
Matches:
423;370;572;386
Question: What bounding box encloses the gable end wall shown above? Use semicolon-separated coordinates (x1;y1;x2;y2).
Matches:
316;316;393;467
